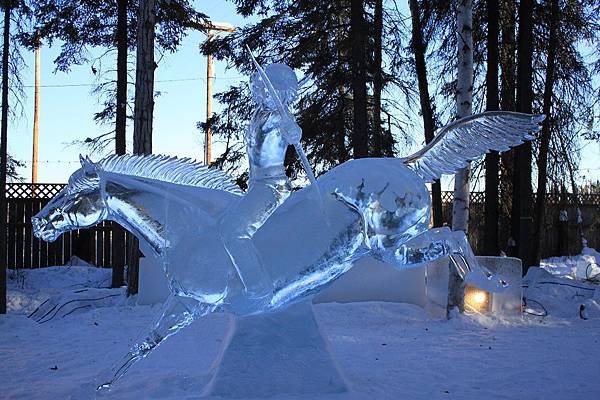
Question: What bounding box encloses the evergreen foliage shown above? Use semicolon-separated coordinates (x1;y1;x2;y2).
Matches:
205;0;411;184
21;0;207;136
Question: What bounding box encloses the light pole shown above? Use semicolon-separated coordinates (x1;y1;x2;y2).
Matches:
32;36;41;190
200;22;234;165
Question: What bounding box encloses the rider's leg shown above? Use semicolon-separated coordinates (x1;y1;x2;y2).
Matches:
98;295;213;390
382;227;507;291
219;179;290;299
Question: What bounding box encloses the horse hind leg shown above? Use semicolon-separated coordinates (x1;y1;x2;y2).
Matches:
97;294;215;391
385;227;508;292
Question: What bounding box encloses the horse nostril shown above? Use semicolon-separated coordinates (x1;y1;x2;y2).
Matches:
31;217;47;235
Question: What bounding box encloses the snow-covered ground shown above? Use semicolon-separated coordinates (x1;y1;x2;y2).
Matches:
2;258;600;400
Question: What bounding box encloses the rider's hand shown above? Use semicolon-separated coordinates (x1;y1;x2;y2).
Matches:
280;117;302;145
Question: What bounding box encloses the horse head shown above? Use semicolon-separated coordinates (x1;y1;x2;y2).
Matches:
32;155;107;241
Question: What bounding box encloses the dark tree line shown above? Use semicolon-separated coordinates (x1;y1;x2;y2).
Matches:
205;0;406;187
1;0;208;309
208;0;600;270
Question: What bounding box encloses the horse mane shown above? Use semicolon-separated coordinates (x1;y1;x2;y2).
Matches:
96;154;243;195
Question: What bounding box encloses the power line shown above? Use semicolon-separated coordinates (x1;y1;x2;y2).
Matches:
22;77;205;88
19;75;245;89
19;160;80;165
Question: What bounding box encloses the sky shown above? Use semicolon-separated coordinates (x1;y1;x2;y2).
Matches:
6;0;600;186
9;0;249;183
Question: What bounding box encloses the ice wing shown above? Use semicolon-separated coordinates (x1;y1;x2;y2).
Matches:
402;111;544;183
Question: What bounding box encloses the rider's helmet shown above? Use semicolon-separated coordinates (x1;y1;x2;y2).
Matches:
250;63;299;108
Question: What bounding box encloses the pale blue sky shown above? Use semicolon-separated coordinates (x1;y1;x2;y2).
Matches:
10;0;249;183
7;0;600;186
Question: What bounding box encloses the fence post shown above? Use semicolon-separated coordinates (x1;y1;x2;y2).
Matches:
73;229;94;264
127;237;140;295
558;187;569;256
112;226;126;287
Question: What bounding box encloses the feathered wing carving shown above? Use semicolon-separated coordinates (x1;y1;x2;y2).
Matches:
402;111;545;183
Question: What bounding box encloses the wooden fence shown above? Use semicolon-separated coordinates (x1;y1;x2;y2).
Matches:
440;191;600;257
3;183;600;269
4;183;133;269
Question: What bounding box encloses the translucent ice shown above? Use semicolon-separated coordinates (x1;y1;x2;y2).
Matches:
31;62;544;388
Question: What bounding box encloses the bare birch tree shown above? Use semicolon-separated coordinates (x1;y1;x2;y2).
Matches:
452;0;473;234
449;0;473;312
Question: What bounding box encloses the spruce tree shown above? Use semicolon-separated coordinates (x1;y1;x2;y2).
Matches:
206;0;407;183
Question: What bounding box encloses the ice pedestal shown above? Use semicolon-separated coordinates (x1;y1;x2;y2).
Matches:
137;256;170;305
425;256;523;317
477;256;522;315
425;256;451;318
204;301;347;398
313;256;426;305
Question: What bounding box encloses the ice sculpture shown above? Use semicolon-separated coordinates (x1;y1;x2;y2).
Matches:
31;60;544;390
220;62;300;309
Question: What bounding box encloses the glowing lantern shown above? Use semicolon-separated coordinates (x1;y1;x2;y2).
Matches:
464;285;491;313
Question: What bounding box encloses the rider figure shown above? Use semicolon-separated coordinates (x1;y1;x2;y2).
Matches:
220;63;302;303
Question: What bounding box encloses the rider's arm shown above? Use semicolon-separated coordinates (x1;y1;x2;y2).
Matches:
278;111;302;146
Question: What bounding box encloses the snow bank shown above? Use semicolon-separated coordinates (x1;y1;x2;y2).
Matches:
523;266;600;319
6;264;112;315
2;254;600;399
540;248;600;281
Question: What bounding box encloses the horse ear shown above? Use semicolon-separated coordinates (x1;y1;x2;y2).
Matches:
81;155;97;175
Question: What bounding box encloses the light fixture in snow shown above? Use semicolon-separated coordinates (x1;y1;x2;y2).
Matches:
464;285;491;313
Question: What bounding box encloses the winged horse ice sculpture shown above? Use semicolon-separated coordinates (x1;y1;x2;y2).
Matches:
31;110;542;388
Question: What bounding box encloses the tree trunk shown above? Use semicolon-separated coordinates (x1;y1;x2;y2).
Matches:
116;0;127;155
0;3;10;314
451;0;473;233
350;0;368;159
449;0;473;313
134;0;154;155
336;0;348;163
484;0;499;255
532;0;558;265
557;185;568;256
372;0;383;157
499;0;516;255
112;0;128;289
558;129;582;255
499;0;516;112
130;0;156;295
409;0;443;228
514;0;534;271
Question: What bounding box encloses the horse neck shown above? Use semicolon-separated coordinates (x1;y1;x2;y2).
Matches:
101;174;178;257
99;172;237;257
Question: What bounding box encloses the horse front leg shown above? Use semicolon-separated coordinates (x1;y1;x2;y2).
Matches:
97;294;215;390
387;227;508;292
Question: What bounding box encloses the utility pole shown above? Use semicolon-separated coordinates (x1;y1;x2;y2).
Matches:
1;2;12;314
199;22;234;165
205;31;214;165
31;38;41;186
